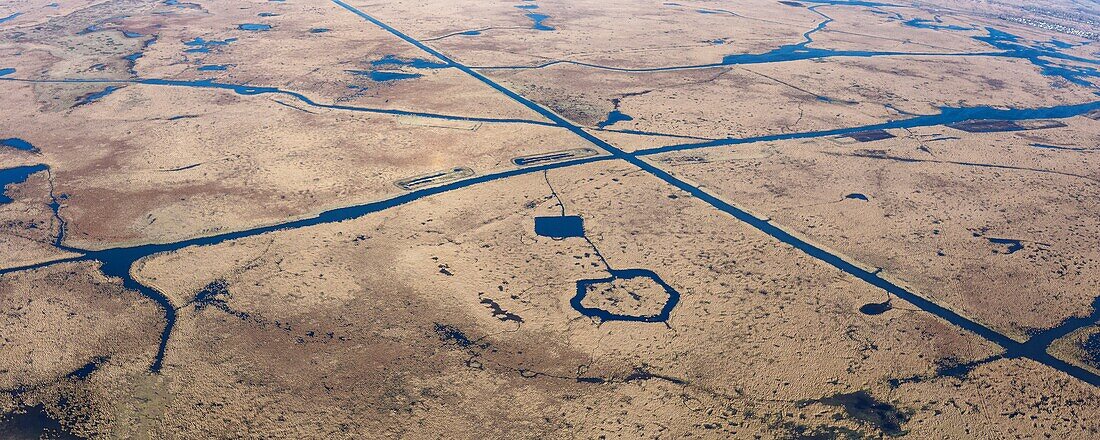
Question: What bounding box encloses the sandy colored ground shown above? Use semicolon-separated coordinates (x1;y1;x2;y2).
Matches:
1051;324;1100;376
0;159;80;268
0;0;547;120
0;77;592;248
120;161;1090;437
485;53;1096;141
647;115;1100;339
364;0;1021;68
0;260;163;438
1;0;1098;438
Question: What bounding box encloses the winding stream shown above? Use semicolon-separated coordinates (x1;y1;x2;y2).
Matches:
0;156;610;372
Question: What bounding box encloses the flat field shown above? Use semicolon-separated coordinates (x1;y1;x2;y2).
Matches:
2;0;1099;438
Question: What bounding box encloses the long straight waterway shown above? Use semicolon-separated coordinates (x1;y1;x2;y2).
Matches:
329;0;1100;387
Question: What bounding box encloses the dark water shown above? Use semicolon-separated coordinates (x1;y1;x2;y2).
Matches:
434;323;473;348
328;0;1099;386
974;27;1100;87
903;18;971;31
347;69;422;81
889;354;1002;387
572;269;681;322
716;5;886;66
193;279;229;310
640;101;1100;156
74;86;121;106
845;193;868;201
0;68;14;76
718;40;898;66
81;0;1077;387
480;297;524;322
197;64;229;71
66;356;107;380
859;300;890;315
1;138;37;152
515;4;539;9
1049;39;1074;49
0;405;82;440
843;129;894;142
1;76;561;126
192;280;255;321
935;356;992;379
50;193;67;247
0;13;23;25
801;391;909;436
1016;296;1100;360
238;23;272;31
597;110;633;129
1;0;1092;387
474;4;956;71
309;28;330;33
0;0;1091;391
527;13;554;31
94;248;177;373
476;5;1100;91
183;37;236;53
0;150;608;371
1083;333;1100;369
986;237;1023;254
121;30;142;38
258;12;279;17
948;119;1041;132
0;165;47;204
77;24;101;35
370;54;449;69
122;36;156;75
534;215;584;238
